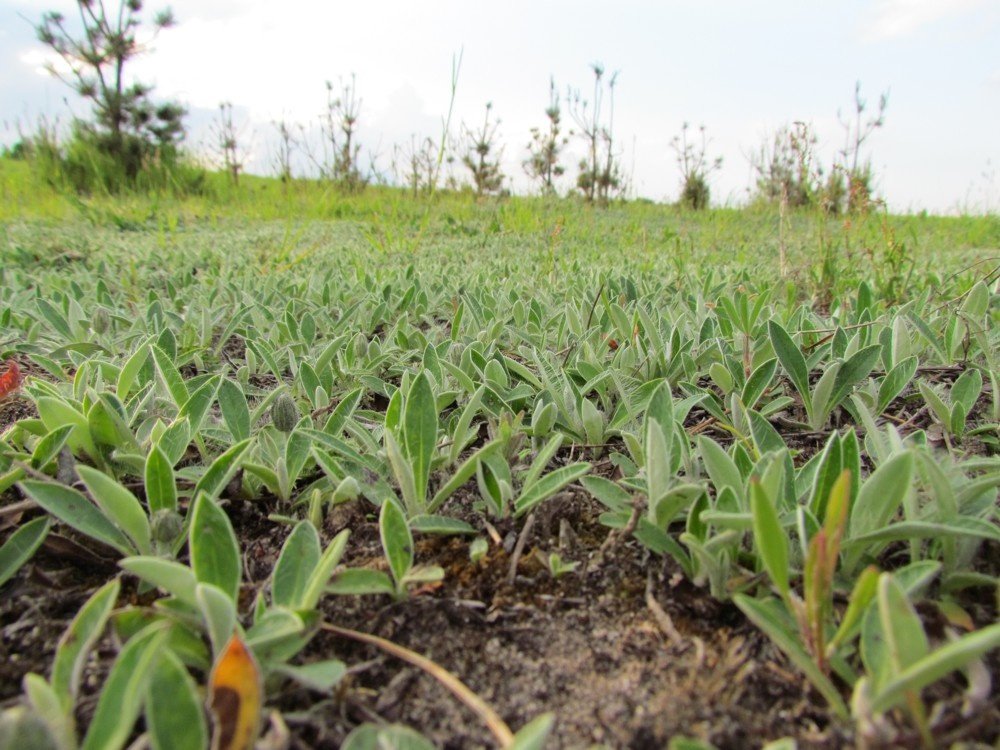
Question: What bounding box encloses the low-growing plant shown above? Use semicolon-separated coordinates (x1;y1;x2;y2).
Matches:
120;494;352;695
0;516;49;590
18;438;250;559
769;319;882;430
0;580;186;750
918;367;983;441
328;498;444;600
476;432;591;519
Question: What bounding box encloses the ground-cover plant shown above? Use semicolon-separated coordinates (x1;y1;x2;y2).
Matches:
918;367;984;441
0;516;49;589
768;319;882;430
116;495;353;740
738;469;1000;743
327;498;444;600
16;436;251;559
0;192;997;747
0;579;185;750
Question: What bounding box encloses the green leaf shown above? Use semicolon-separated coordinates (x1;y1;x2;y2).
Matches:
301;529;350;610
195;583;238;657
119;557;198;607
272;659;347;691
284;429;313;492
150;344;189;408
734;594;848;718
35;298;72;338
403;371;437;507
157;417;192;466
245;607;307;658
508;713;556;750
878;573;930;675
709;362;733;393
194;439;251;501
768;320;810;403
828;565;880;654
218;378;251;442
645;379;675;436
808;434;842;520
951;368;983;414
177;376;220;435
698;436;744;505
848;451;914;542
830;344;882;407
80;624;169;750
272;520;321;609
20;479;135;556
668;739;717;750
87;395;136;452
380;500;413;587
77;465;152;556
959;280;990;318
0;517;49;589
146;650;209;750
52;579;120;711
742;358;777;408
869;622;1000;714
844;518;1000;547
514;462;591;517
327;568;395;596
409;515;477;535
324;387;363;436
15;678;69;750
116;340;151;400
645;417;672;509
581;475;632;514
877;356;917;413
145;444;176;514
749;480;789;600
189;493;241;602
750;410;786;455
384;428;418;514
342;723;436;750
35;397;98;461
521;434;565;495
809;364;840;429
30;425;74;470
429;441;500;513
918;382;951;426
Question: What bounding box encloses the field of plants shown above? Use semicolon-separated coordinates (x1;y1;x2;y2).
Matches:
0;178;998;749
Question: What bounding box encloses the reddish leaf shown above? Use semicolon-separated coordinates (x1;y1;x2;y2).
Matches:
0;360;23;399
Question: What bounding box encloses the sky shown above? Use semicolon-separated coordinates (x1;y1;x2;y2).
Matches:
1;0;998;213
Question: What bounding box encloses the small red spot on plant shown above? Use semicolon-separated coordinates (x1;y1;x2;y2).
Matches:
0;360;23;399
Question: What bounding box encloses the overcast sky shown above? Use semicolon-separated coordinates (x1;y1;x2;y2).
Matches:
2;0;998;212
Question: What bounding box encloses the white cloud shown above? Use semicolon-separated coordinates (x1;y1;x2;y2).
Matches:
863;0;985;40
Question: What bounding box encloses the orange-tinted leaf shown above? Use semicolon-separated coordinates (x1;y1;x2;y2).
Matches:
209;630;262;750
